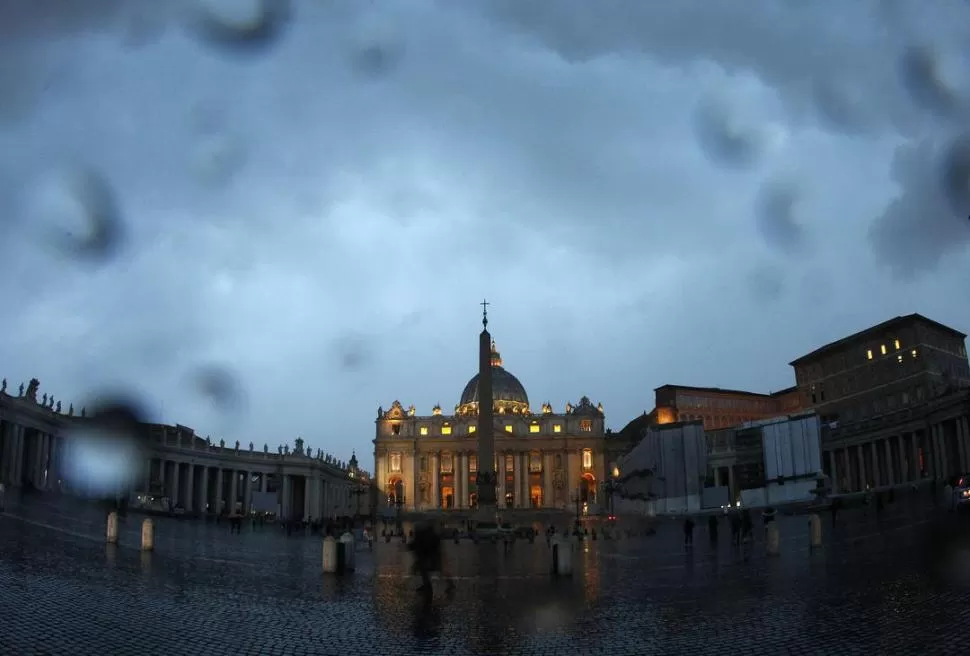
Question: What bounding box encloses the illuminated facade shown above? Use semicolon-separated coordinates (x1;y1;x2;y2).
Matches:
373;339;608;512
653;384;802;430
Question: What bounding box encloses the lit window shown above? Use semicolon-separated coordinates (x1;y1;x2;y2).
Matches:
441;425;452;435
469;455;478;472
529;452;542;472
897;354;904;364
390;453;402;472
582;449;593;469
505;454;514;472
504;424;513;433
468;425;477;434
441;453;453;473
529;424;540;433
880;344;887;355
894;339;901;350
912;349;918;358
867;349;873;360
579;420;592;432
553;424;562;433
419;426;428;436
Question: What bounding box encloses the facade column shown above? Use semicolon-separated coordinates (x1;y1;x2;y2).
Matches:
520;452;529;508
896;435;907;482
910;432;921;479
185;464;195;513
282;475;291;519
215;468;224;514
883;439;895;486
931;425;943;479
826;451;836;492
170;461;181;507
869;442;880;487
856;445;866;490
199;466;210;512
456;452;465;509
243;471;253;515
303;478;311;520
228;470;238;513
512;452;521;508
431;452;439;509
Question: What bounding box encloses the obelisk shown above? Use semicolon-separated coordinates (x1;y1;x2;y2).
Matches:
476;299;497;516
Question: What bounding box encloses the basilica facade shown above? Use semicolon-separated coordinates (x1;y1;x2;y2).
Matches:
373;340;608;512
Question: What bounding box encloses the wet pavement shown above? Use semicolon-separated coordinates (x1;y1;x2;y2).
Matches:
1;496;970;655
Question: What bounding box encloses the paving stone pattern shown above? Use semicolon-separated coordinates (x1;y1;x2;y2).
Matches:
1;496;969;655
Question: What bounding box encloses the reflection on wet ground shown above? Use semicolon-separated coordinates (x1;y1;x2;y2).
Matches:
1;496;969;655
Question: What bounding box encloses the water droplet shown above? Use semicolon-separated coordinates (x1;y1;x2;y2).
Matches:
693;99;761;168
190;0;291;55
25;167;123;263
756;182;805;255
191;132;246;188
940;135;970;218
63;400;148;499
899;46;963;119
193;365;244;412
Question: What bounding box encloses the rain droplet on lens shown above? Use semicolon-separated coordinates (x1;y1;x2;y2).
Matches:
348;12;405;79
26;167;123;263
334;334;372;372
899;46;960;118
190;0;291;55
756;182;805;255
940;135;970;218
64;398;149;499
693;99;761;169
193;365;244;412
191;132;246;188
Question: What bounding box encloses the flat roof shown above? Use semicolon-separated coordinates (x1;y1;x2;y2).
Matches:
789;313;967;367
654;384;796;399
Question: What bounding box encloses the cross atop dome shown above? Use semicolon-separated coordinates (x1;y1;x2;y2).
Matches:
480;298;490;329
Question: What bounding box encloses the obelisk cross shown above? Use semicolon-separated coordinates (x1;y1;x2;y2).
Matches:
480;298;490;327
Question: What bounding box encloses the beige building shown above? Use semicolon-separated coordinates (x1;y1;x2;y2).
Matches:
373;339;608;512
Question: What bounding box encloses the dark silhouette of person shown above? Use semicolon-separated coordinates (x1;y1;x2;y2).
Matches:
730;511;742;545
409;522;453;595
683;517;695;548
830;497;842;525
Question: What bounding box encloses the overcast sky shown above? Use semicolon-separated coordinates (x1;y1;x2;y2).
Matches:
1;0;969;464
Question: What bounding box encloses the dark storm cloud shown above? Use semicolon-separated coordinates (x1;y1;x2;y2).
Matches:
2;0;970;456
868;136;970;279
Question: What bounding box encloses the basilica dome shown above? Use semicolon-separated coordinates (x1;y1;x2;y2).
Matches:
457;341;530;414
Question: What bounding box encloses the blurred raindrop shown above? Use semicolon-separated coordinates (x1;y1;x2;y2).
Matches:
192;365;244;413
939;135;970;218
747;263;785;304
899;46;965;119
348;12;405;78
24;167;123;263
189;0;291;55
191;132;247;188
755;182;805;255
693;99;761;168
63;399;149;499
334;333;372;372
812;76;866;132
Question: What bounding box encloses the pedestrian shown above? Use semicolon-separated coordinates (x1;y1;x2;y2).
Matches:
830;497;841;526
730;512;741;545
408;522;455;595
683;516;695;549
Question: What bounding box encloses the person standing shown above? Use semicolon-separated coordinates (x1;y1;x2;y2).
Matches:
683;516;695;549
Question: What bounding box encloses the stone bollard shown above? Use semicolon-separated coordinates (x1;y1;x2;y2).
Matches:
106;511;119;545
322;536;337;573
338;532;356;572
766;523;780;556
140;518;154;551
808;514;822;548
551;536;573;576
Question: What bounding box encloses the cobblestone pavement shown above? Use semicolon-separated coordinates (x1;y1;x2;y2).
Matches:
2;496;970;655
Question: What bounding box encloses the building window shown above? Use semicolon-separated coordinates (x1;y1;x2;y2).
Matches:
894;339;901;350
902;391;910;405
582;449;593;469
468;425;477;434
441;453;453;474
505;425;513;433
880;344;887;355
390;453;402;472
441;425;452;435
419;426;429;436
529;452;542;473
912;348;918;359
391;424;401;435
529;424;540;433
579;420;592;432
505;454;514;472
553;424;562;433
469;455;478;473
916;385;925;401
897;354;903;364
867;349;873;360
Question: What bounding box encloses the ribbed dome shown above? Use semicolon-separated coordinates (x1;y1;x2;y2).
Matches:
457;340;529;413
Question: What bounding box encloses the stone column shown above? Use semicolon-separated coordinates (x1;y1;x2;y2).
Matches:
542;451;552;508
228;470;238;513
909;433;920;479
520;452;528;507
170;462;181;507
243;471;252;515
303;478;311;520
869;442;880;487
431;452;439;509
185;464;195;513
856;445;866;490
896;435;908;482
512;452;521;508
200;466;210;512
883;440;895;486
282;475;291;519
215;468;224;514
455;452;464;509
